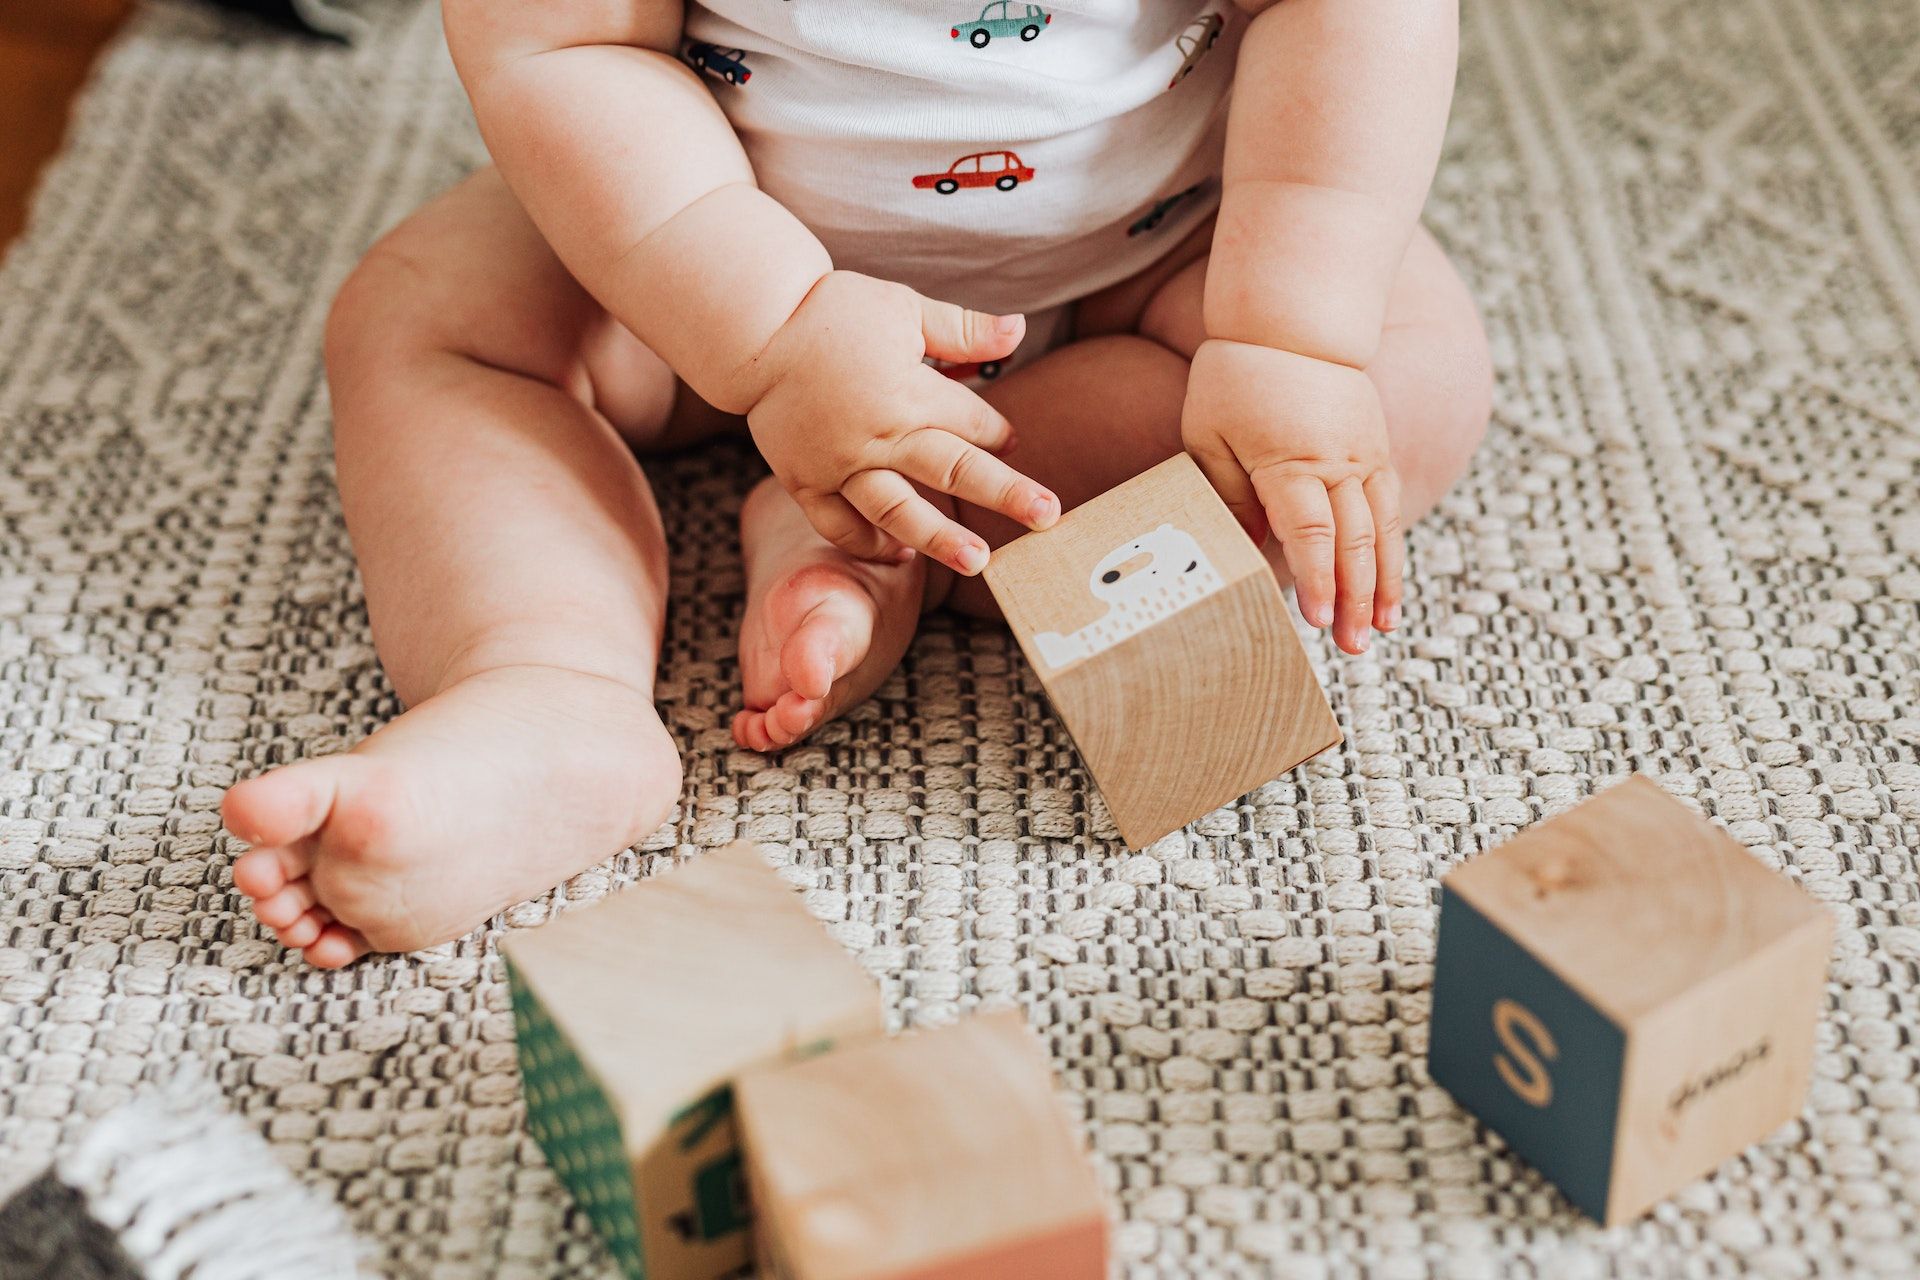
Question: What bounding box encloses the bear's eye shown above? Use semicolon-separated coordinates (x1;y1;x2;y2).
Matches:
1101;570;1121;584
1185;560;1197;572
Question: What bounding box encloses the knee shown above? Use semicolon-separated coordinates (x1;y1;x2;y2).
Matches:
1135;259;1207;360
323;228;590;410
991;334;1190;445
1449;326;1494;459
1418;339;1491;502
1059;333;1192;400
1381;319;1492;520
322;239;445;386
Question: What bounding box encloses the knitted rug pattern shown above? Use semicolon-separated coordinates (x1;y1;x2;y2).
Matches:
1;1;1916;1275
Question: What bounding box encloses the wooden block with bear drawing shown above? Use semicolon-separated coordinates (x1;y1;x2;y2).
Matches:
734;1009;1110;1280
502;842;886;1280
981;451;1341;849
1428;775;1834;1225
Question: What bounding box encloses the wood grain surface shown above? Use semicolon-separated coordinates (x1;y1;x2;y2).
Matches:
736;1009;1110;1280
1444;775;1829;1023
1433;776;1833;1225
984;453;1340;848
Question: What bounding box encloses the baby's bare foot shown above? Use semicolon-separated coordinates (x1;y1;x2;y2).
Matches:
223;665;680;967
734;478;931;751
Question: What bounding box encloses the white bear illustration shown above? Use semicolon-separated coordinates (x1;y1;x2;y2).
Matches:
1033;523;1225;671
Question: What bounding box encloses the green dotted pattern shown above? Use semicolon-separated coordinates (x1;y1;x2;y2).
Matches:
509;960;646;1280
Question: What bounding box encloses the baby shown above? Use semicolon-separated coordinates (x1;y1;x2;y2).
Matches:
222;0;1490;966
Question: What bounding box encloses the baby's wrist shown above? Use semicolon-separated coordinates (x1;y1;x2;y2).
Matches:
1188;339;1383;439
724;267;857;428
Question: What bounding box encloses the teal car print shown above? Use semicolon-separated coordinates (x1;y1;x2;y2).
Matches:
952;3;1051;48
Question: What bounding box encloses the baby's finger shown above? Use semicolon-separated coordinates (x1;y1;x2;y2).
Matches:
844;469;990;575
917;370;1017;454
801;491;909;563
1265;473;1336;628
1184;431;1267;545
892;430;1058;531
920;297;1025;365
1367;470;1404;632
1329;478;1376;654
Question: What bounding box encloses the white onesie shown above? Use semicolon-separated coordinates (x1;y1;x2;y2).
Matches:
681;0;1241;332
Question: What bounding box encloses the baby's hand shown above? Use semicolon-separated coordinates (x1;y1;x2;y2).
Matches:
744;271;1059;574
1182;339;1403;654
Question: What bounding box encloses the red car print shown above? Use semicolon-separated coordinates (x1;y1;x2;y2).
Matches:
930;357;1006;382
912;151;1035;193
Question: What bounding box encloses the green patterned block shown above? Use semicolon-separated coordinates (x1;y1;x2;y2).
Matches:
665;1087;748;1244
499;845;886;1280
510;960;645;1280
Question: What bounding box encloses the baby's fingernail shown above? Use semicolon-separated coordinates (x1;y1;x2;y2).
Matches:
1384;604;1401;630
1027;493;1058;527
1354;634;1371;654
956;543;989;574
1311;604;1333;627
995;313;1023;335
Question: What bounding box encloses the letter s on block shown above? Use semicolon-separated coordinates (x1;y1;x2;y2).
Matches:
1492;998;1559;1108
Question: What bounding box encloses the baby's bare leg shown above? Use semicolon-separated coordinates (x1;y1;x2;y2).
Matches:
223;170;693;966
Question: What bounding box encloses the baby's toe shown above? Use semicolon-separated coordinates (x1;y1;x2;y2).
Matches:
781;611;849;702
732;710;778;753
252;878;318;929
768;693;827;746
222;758;347;849
305;923;371;970
232;845;309;899
276;906;331;950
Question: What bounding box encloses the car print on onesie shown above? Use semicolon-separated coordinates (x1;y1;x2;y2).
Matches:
913;151;1035;194
1170;13;1224;89
686;42;750;85
953;3;1051;48
1128;183;1207;237
930;357;1006;383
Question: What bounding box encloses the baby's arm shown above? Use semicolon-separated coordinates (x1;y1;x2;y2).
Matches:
439;0;1056;574
1183;0;1457;653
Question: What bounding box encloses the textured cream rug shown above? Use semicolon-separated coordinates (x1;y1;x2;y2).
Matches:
2;0;1917;1275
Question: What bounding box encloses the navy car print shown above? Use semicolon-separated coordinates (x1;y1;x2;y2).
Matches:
687;42;751;85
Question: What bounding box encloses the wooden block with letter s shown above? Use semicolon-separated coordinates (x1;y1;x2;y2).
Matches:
1428;775;1834;1225
502;843;886;1280
982;452;1341;848
734;1009;1110;1280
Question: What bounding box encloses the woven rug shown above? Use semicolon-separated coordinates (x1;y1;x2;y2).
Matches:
2;0;1917;1275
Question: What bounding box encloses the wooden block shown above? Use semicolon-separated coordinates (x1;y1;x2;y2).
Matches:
502;843;885;1280
1428;776;1833;1225
735;1009;1110;1280
982;452;1340;848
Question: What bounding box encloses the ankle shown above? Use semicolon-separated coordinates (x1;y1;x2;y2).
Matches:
427;630;658;703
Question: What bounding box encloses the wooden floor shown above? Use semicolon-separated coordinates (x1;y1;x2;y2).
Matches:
0;0;135;250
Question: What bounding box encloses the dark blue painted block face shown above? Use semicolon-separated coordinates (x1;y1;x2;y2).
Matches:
1429;889;1627;1222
